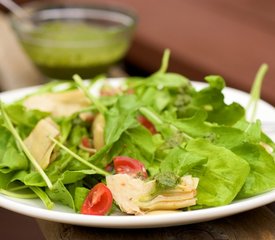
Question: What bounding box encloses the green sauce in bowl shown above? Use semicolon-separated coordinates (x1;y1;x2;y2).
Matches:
12;4;137;79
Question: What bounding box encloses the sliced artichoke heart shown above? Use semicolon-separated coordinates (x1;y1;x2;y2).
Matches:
23;89;90;117
138;198;197;211
106;174;154;215
92;113;105;151
24;117;60;169
137;175;198;211
106;174;199;215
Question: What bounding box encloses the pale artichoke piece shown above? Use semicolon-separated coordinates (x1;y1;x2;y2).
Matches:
177;175;199;192
138;197;196;211
137;175;198;211
106;174;199;215
92;113;105;151
24;117;60;169
23;89;90;117
106;174;155;215
142;191;195;203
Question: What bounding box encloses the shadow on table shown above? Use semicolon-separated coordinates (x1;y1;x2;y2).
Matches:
0;208;45;240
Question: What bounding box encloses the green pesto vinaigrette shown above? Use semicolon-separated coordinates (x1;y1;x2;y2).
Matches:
21;21;132;79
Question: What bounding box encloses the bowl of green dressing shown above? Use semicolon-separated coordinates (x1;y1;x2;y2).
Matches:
10;2;137;79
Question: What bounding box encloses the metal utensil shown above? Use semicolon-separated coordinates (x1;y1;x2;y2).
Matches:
0;0;27;17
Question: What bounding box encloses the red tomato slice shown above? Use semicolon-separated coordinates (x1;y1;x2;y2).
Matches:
113;156;148;179
81;183;113;215
81;136;92;148
137;115;157;134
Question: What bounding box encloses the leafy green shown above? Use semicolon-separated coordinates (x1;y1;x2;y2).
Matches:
0;51;274;214
5;104;49;129
187;76;245;125
0;188;37;199
0;148;28;173
0;102;53;189
46;180;75;210
0;172;16;188
232;143;275;198
160;147;207;176
50;137;109;176
74;187;89;212
0;126;28;173
185;139;250;206
104;95;140;145
106;125;156;175
30;186;54;209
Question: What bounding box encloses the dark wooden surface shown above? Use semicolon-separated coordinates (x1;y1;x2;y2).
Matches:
0;208;44;239
37;206;275;240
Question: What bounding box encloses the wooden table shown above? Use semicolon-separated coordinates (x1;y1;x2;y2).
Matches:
0;2;275;239
102;0;275;106
36;206;275;240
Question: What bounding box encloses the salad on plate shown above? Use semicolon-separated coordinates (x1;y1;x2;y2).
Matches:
0;50;274;216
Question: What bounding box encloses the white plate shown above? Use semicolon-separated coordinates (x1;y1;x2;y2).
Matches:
0;80;274;229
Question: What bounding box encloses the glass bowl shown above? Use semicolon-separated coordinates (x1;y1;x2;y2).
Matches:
10;2;137;80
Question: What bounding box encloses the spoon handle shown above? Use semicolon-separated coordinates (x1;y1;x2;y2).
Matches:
0;0;26;17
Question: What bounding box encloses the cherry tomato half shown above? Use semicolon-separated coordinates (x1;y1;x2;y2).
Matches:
113;156;148;179
81;136;92;148
137;115;157;134
81;183;113;216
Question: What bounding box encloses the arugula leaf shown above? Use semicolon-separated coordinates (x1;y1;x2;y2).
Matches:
186;139;250;206
104;95;140;145
136;87;171;112
169;110;210;138
105;125;156;175
60;169;96;184
0;102;53;189
74;187;90;212
0;188;37;199
17;153;72;187
67;124;88;146
5;104;49;129
50;137;109;176
182;75;245;125
0;148;29;173
160;147;207;176
0;172;14;188
0;126;28;173
46;180;75;210
30;186;54;209
232;143;275;198
148;73;190;89
204;75;225;90
58;117;73;143
139;107;178;139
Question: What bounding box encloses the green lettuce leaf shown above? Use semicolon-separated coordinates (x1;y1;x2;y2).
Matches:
104;95;140;145
232;143;275;198
46;180;75;210
160;147;207;176
185;139;250;206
